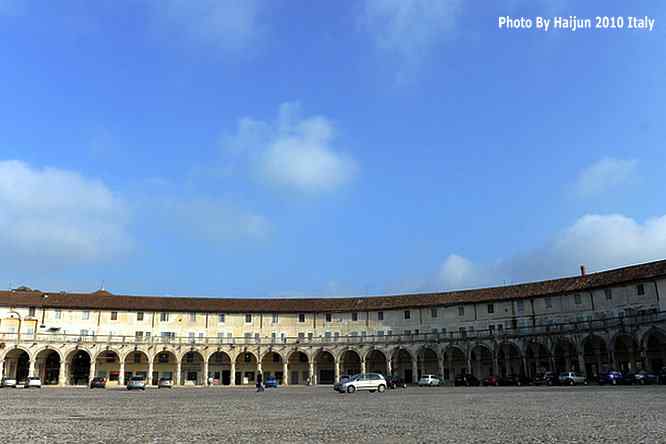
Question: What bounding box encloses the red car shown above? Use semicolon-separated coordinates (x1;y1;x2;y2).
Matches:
482;375;498;386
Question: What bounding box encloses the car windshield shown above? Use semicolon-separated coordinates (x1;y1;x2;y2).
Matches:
559;372;570;377
130;377;144;381
350;374;362;381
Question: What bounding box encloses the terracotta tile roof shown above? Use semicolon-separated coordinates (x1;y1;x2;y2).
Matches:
1;259;665;313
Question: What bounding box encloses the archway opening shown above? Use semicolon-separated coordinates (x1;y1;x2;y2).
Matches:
288;351;309;385
314;350;335;384
498;342;522;377
208;351;232;385
67;349;91;385
645;330;666;372
582;335;609;380
182;351;205;385
391;348;414;383
95;350;121;384
553;340;578;373
153;350;178;384
525;342;551;378
366;350;388;376
614;335;639;373
339;349;361;379
235;352;257;385
261;352;284;384
124;350;150;384
444;347;466;380
417;347;439;379
470;345;492;379
4;348;30;382
35;349;60;385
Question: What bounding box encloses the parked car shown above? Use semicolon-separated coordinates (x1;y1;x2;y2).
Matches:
626;370;658;385
334;373;387;393
454;374;480;387
418;374;441;386
127;376;146;390
1;377;17;388
264;376;278;388
90;377;106;389
498;374;532;386
598;371;623;385
26;377;42;388
558;372;587;385
533;373;549;386
386;375;407;389
482;375;498;386
157;378;173;388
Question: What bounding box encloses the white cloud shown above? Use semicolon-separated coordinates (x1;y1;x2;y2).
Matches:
156;0;263;51
0;160;132;266
361;0;462;70
574;157;638;197
223;102;357;193
438;213;666;289
155;197;271;242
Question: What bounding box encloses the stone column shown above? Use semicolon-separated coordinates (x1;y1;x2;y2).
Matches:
28;359;36;378
437;356;444;378
335;359;341;383
521;357;527;377
360;359;366;375
387;358;392;377
175;360;181;386
203;358;208;385
119;362;126;386
466;352;472;375
59;361;67;386
411;357;418;383
148;359;154;386
89;360;96;384
230;360;236;386
0;360;4;380
577;353;586;376
308;361;314;384
282;361;288;386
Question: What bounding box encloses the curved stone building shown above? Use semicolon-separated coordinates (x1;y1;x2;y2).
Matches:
1;259;666;386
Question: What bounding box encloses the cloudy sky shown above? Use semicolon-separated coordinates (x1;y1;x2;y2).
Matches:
0;0;664;297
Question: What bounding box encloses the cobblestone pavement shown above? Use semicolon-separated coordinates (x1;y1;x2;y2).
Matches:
1;385;665;444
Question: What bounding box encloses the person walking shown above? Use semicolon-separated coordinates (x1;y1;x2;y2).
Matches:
256;372;264;392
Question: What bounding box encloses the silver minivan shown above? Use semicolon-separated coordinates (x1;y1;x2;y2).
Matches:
335;373;387;393
558;372;587;385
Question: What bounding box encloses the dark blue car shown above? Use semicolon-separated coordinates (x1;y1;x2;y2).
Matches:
598;370;623;385
264;376;278;388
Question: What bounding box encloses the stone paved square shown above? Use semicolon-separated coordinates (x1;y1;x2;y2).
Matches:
1;385;665;444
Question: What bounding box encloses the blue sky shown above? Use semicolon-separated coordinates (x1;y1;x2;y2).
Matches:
1;0;664;297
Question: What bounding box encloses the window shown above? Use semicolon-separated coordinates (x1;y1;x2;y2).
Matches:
324;331;332;338
28;307;36;317
111;311;118;320
136;312;144;321
459;327;466;337
458;306;464;316
80;310;89;320
386;329;393;336
308;332;313;340
25;327;34;335
432;328;438;334
272;312;279;323
351;312;358;321
545;297;552;309
160;312;169;322
135;331;143;340
218;313;225;323
404;310;411;320
441;328;447;335
516;300;524;312
271;332;277;341
298;332;306;339
489;325;495;333
80;329;89;337
431;307;438;318
403;330;411;335
604;289;612;300
574;294;582;305
189;312;196;322
54;309;62;320
325;313;332;322
245;313;252;323
377;311;384;321
298;313;305;323
487;304;494;314
244;332;252;340
497;324;503;332
377;330;385;336
637;284;645;296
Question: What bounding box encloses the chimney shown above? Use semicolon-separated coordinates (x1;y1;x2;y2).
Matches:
580;265;586;277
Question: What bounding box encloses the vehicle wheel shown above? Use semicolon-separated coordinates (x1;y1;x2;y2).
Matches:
568;380;575;386
370;390;376;393
378;384;386;393
612;380;617;385
517;381;522;387
347;385;356;394
640;380;645;385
